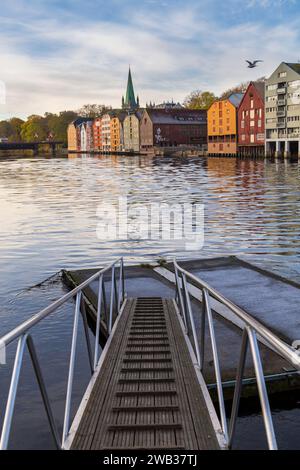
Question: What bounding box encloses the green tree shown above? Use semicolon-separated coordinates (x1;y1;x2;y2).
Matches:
20;115;48;142
183;90;216;110
9;117;24;141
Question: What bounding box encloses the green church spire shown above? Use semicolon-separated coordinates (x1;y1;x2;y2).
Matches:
123;67;137;110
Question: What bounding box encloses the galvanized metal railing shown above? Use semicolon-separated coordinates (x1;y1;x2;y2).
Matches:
173;259;300;450
0;257;126;450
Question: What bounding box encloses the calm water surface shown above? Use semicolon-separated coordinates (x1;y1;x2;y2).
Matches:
0;154;300;449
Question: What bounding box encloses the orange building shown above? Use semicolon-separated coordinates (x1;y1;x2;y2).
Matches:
110;113;126;152
67;122;78;151
93;118;102;151
208;93;244;155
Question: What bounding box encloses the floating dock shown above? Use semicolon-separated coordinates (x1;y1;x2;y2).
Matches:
64;257;300;401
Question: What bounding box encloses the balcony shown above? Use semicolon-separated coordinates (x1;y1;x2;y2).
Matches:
277;120;286;128
277;110;286;117
277;87;287;94
277;99;286;106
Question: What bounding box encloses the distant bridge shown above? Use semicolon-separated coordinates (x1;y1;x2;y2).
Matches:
0;141;64;155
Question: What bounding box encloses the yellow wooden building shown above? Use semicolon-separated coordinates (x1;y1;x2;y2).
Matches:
207;93;244;155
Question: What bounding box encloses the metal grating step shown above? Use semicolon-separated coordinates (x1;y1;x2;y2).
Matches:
108;424;183;431
112;405;179;412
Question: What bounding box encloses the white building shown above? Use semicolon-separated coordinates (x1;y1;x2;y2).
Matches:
265;62;300;157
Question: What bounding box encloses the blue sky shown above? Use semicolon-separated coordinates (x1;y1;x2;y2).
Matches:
0;0;299;119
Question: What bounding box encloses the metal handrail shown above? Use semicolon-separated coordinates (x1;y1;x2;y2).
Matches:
173;259;300;450
0;257;126;450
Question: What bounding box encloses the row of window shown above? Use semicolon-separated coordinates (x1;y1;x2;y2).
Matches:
241;108;263;119
241;120;263;128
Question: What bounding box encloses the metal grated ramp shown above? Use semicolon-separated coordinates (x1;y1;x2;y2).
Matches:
71;298;220;450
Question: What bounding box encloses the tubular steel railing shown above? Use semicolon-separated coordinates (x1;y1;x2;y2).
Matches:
173;259;300;450
0;257;126;450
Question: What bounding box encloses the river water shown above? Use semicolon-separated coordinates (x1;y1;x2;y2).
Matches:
0;154;300;449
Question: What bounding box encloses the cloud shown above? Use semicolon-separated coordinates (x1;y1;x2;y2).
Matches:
0;0;299;119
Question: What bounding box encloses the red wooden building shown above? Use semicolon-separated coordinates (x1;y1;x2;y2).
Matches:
93;118;102;151
140;109;207;151
238;81;265;157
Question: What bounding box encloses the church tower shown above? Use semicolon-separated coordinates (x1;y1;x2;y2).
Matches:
122;67;139;111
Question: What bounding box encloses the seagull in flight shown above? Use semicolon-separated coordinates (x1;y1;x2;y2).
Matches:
246;60;263;69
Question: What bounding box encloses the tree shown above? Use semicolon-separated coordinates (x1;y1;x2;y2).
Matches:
0;118;24;141
77;104;112;118
9;118;24;141
183;90;216;110
20;115;48;142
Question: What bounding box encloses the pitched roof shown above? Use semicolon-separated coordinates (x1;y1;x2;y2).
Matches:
252;81;265;99
145;108;207;125
286;63;300;75
228;93;244;108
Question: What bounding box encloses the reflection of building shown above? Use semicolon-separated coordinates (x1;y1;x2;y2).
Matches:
208;94;243;156
101;114;111;152
140;109;207;151
238;82;265;157
265;62;300;157
123;112;142;152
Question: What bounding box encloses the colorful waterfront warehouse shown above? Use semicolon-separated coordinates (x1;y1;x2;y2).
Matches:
67;118;91;152
110;112;127;152
101;113;112;152
93;118;102;152
139;109;207;152
123;112;142;152
238;82;265;157
207;93;244;156
265;62;300;158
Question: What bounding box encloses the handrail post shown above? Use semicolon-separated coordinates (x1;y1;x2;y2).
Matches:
199;290;206;372
228;328;248;448
80;296;94;375
203;288;228;441
182;274;201;367
0;335;27;450
94;275;103;370
62;290;81;446
26;335;61;449
109;266;115;334
121;258;125;303
247;327;278;450
174;264;187;331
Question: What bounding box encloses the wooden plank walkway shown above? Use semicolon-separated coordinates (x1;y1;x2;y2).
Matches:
71;298;220;450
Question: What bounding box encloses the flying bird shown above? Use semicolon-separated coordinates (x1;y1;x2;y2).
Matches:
246;60;263;69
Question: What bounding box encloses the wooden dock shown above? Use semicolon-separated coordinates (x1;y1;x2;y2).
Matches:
70;298;220;450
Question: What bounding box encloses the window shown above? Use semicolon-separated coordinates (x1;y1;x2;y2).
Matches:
250;99;254;109
241;120;245;128
250;134;255;143
241;134;245;141
250;110;255;119
267;84;277;91
259;108;262;118
278;72;287;78
258;120;262;127
250;120;255;127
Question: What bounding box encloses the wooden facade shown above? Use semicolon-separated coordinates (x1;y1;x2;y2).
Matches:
238;82;265;157
208;94;243;156
140;109;207;151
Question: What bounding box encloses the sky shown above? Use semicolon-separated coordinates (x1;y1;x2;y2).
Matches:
0;0;300;120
